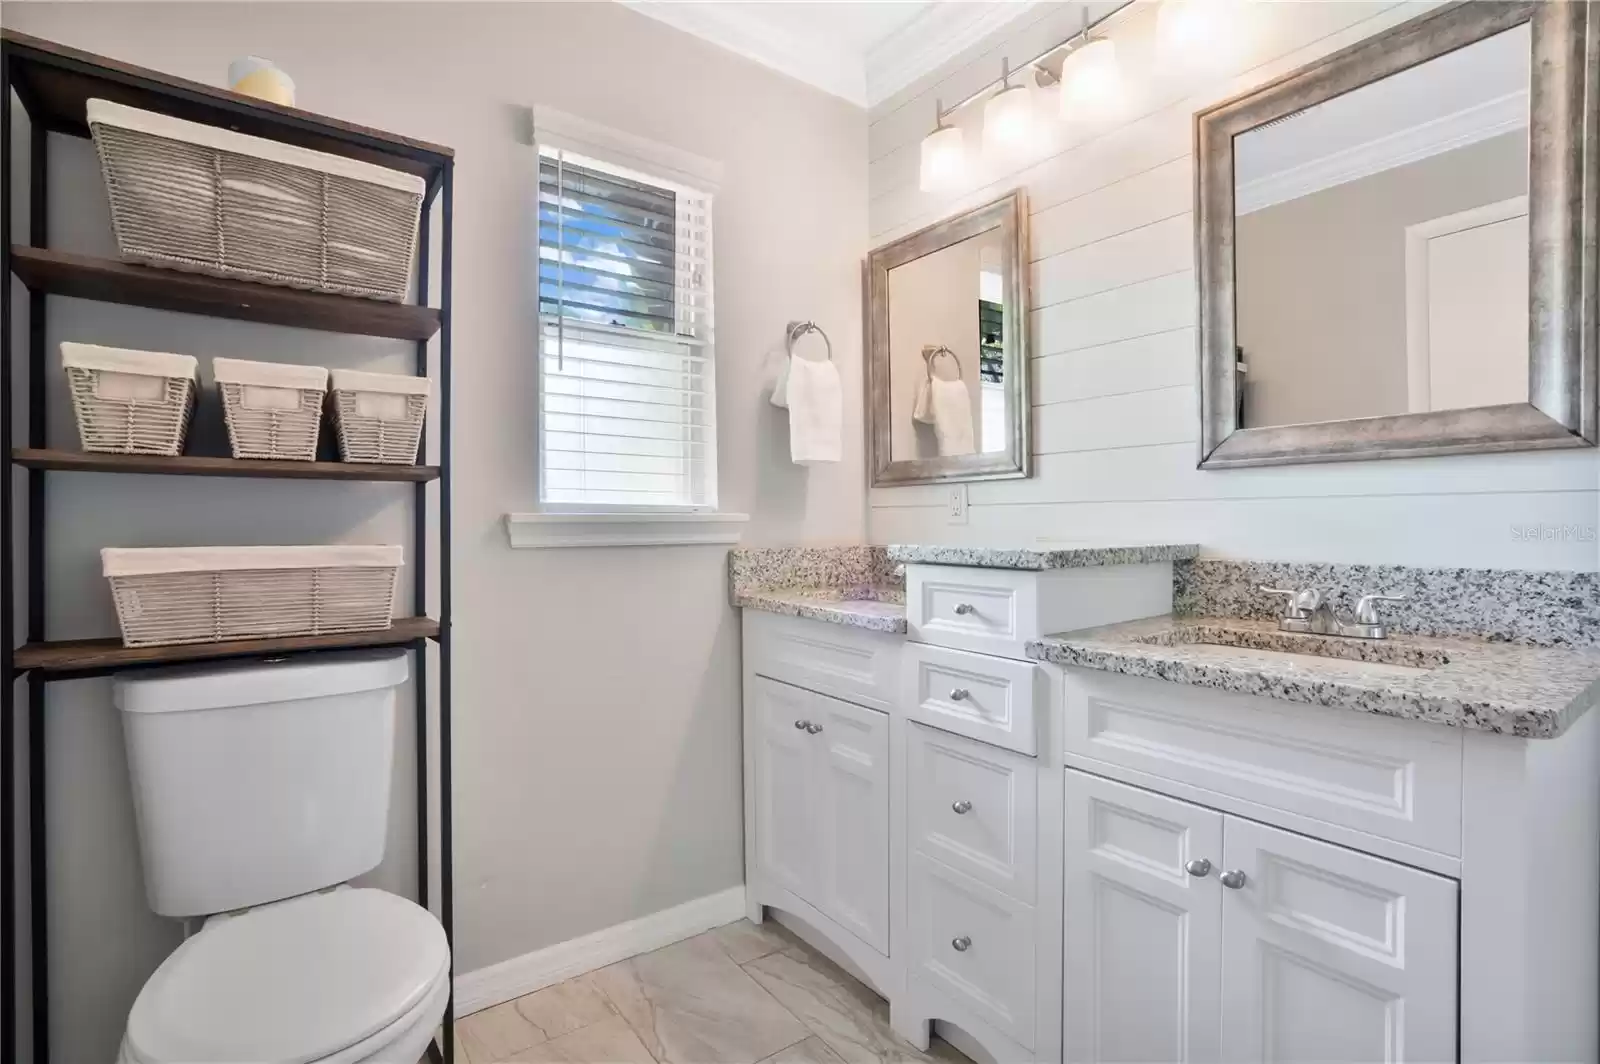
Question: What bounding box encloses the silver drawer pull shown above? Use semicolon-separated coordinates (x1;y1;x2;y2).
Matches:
794;719;809;730
953;602;977;616
806;722;824;734
1184;858;1212;877
1220;869;1247;890
949;688;970;702
952;799;973;815
951;935;972;952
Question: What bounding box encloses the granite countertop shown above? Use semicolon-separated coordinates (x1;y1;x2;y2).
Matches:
733;588;907;634
1027;615;1600;738
888;543;1200;570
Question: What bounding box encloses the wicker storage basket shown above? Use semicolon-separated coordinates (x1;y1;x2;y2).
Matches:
329;368;430;464
62;342;198;456
87;98;424;302
214;358;328;460
102;545;402;648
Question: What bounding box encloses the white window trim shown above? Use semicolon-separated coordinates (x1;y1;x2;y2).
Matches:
505;511;748;549
524;106;727;537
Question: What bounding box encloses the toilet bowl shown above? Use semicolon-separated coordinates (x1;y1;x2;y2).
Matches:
116;887;449;1064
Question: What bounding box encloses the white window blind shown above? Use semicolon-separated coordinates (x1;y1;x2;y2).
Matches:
538;145;716;510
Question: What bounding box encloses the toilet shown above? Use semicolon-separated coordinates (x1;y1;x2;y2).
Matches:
111;650;449;1064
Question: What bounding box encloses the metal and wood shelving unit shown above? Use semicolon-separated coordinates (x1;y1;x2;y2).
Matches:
0;30;456;1063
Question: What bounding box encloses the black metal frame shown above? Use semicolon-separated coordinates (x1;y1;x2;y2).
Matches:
0;38;456;1064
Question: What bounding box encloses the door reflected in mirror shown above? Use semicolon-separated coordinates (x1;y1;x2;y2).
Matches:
1232;23;1530;429
886;228;1009;462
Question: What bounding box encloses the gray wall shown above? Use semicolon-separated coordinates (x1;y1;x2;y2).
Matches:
2;3;868;1060
1235;130;1528;427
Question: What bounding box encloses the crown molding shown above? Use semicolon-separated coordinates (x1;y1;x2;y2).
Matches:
1237;90;1529;216
620;1;1045;109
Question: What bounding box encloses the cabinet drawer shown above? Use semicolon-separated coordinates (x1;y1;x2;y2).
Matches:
907;566;1036;659
1063;669;1464;856
908;853;1036;1049
904;642;1041;756
909;724;1037;903
744;610;900;712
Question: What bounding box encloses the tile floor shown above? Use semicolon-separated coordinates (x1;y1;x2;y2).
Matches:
451;919;971;1064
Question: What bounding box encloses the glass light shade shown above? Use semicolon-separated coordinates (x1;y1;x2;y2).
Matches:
982;83;1035;156
1059;38;1121;117
1157;0;1237;63
919;124;966;192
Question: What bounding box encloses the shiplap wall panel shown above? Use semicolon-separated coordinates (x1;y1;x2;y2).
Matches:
867;0;1599;571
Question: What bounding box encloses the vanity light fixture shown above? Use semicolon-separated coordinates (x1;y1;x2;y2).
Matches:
1157;0;1239;65
918;98;966;193
1058;17;1122;119
981;59;1035;158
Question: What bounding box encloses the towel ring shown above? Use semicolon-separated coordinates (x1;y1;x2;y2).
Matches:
786;320;833;362
922;344;964;379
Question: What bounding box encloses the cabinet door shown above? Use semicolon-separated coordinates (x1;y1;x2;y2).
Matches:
1063;771;1223;1063
1219;817;1457;1064
753;677;819;903
811;692;890;954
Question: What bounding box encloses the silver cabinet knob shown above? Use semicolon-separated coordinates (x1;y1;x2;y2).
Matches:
1220;869;1247;890
951;935;972;952
952;799;973;815
806;723;823;734
953;603;977;616
794;719;809;730
949;688;970;702
1185;858;1212;877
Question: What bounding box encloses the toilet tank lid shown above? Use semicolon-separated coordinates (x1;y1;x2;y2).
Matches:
115;650;409;714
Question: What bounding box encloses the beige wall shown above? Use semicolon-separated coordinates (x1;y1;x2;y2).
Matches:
867;0;1597;571
2;3;867;1059
1235;130;1527;427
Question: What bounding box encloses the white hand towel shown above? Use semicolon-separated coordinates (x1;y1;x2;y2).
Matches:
929;376;975;457
784;355;842;464
912;376;935;424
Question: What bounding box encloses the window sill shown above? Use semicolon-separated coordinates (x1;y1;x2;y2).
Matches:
504;511;749;549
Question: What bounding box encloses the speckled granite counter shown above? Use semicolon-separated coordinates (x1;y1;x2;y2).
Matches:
730;546;907;633
1027;616;1600;738
734;588;907;633
888;543;1200;570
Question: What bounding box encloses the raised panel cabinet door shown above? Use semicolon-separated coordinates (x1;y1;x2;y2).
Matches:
753;677;819;905
811;691;891;954
1063;771;1223;1064
1219;817;1458;1064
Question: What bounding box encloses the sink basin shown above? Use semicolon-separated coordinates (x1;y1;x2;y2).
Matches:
1131;624;1449;678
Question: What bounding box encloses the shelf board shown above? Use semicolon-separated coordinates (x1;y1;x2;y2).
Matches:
2;29;451;182
14;448;440;482
9;246;441;341
16;616;440;676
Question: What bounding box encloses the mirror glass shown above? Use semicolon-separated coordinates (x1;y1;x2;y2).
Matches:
1232;23;1530;429
885;228;1010;462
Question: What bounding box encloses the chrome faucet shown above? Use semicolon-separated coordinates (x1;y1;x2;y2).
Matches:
1259;586;1406;640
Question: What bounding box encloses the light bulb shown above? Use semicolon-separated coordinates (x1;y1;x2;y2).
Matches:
1059;38;1122;118
983;82;1035;157
919;123;965;192
1157;0;1240;66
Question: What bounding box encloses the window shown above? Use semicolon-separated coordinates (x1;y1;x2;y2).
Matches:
537;138;716;511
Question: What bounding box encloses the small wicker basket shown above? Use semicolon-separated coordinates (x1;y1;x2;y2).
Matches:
102;545;402;648
63;342;198;456
87;98;424;302
214;358;328;461
329;368;430;464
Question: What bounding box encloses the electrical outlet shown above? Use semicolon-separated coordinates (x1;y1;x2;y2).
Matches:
946;484;968;525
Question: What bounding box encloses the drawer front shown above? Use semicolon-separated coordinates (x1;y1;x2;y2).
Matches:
744;610;900;712
1063;669;1464;856
907;565;1037;659
909;724;1037;903
908;852;1037;1049
904;642;1040;755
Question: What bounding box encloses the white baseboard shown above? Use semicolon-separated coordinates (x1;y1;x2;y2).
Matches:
454;885;747;1016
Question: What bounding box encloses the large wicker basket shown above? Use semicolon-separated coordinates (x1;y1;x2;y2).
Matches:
329;368;430;464
213;358;328;461
102;545;402;648
87;98;424;302
62;342;198;456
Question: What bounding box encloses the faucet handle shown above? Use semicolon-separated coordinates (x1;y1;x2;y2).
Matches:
1353;592;1406;625
1259;585;1320;618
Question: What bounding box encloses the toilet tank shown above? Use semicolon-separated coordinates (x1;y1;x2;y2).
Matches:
114;650;409;918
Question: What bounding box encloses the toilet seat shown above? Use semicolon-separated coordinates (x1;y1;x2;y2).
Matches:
123;887;449;1064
